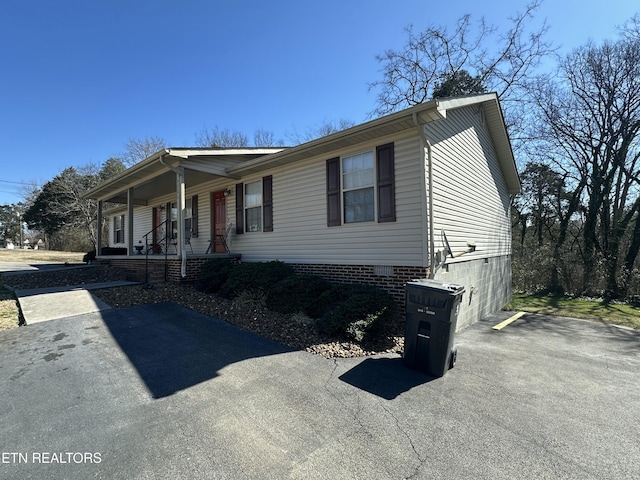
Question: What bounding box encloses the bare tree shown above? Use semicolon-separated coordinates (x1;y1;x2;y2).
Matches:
254;129;284;147
122;136;167;166
621;13;640;40
285;119;356;144
529;32;640;297
369;0;553;142
195;126;249;148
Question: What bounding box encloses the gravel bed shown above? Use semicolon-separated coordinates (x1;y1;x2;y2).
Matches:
2;266;404;359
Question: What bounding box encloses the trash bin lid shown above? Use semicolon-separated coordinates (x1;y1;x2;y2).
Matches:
406;278;465;294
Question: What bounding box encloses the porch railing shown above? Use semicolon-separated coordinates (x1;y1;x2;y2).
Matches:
142;219;173;283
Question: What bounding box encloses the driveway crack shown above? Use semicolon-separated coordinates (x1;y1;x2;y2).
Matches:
381;404;426;479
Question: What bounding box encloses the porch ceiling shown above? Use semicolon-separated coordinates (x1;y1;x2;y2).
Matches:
105;168;217;205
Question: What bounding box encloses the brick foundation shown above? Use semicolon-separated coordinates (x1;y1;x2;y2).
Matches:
101;256;425;305
100;255;512;330
289;263;428;306
103;256;228;283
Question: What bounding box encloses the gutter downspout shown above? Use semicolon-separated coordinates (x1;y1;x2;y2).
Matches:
413;112;436;279
160;154;187;278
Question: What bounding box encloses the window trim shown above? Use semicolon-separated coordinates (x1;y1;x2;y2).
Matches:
184;197;193;236
341;150;376;224
169;196;198;238
236;176;273;234
170;202;178;239
326;142;395;227
244;179;263;233
113;214;125;244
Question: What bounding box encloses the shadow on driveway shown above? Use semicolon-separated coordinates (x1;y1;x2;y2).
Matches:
339;357;435;400
101;302;294;399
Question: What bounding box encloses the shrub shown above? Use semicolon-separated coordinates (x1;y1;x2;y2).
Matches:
83;250;96;264
231;289;268;313
317;284;399;342
219;260;295;299
289;312;315;326
196;257;236;293
266;274;333;317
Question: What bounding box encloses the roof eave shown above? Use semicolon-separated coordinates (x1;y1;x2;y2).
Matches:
478;97;521;194
83;148;286;201
227;99;445;176
83;149;170;201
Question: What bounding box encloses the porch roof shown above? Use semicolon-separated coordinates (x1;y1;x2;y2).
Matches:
83;148;285;203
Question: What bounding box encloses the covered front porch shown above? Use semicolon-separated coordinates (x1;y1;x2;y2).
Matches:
84;147;282;278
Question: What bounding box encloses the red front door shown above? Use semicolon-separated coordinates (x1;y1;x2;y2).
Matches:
212;191;227;253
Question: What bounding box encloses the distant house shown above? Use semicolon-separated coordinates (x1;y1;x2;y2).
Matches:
84;93;520;329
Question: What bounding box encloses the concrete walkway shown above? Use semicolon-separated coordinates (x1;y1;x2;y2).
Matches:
14;281;138;324
0;261;139;324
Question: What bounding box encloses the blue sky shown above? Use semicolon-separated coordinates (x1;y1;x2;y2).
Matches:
0;0;637;205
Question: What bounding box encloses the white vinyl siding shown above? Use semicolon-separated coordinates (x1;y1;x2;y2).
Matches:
133;208;152;247
102;103;513;269
426;107;511;263
231;134;427;266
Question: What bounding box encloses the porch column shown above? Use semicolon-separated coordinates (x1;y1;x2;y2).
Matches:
96;200;103;255
176;166;187;277
127;187;135;255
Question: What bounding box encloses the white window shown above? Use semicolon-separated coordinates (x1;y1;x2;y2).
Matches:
342;151;375;223
170;202;178;239
170;198;193;237
244;180;262;232
184;198;193;235
114;215;124;243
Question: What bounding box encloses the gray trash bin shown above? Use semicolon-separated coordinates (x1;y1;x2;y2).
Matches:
403;279;465;377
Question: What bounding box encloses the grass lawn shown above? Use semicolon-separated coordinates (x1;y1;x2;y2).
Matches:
0;287;19;331
0;248;85;330
0;249;84;264
506;293;640;330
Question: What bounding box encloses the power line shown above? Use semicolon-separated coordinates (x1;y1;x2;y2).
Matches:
0;179;32;185
0;187;25;194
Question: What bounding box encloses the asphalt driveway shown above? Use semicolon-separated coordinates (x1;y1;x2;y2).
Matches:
1;304;639;479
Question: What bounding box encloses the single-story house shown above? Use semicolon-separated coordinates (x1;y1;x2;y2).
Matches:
84;93;520;329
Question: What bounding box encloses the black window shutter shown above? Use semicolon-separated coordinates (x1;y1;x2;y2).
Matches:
113;217;117;243
376;142;396;223
263;175;273;232
191;195;199;237
235;183;244;234
326;157;341;227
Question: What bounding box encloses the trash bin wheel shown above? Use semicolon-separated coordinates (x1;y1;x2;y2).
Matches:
449;348;458;369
